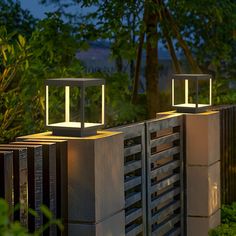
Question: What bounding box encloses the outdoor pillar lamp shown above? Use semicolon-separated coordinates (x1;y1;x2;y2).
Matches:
45;78;105;136
172;74;212;113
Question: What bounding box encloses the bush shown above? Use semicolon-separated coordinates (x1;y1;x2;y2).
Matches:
209;203;236;236
0;198;63;235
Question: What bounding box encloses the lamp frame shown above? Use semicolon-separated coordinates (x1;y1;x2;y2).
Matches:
45;78;105;137
172;74;212;113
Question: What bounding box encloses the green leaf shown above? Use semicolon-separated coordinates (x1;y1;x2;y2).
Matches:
18;34;26;47
40;205;53;219
28;208;39;218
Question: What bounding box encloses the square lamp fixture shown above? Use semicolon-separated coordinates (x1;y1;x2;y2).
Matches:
45;78;105;137
172;74;212;113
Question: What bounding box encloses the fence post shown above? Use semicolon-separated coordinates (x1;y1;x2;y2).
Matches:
185;111;221;236
18;131;125;236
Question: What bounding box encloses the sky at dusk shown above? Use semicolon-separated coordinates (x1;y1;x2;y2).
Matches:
20;0;57;18
19;0;93;19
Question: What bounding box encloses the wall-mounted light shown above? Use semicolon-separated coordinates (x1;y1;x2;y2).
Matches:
45;78;105;137
172;74;212;113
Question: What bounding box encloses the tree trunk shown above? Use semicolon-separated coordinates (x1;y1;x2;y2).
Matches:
115;55;123;73
132;6;147;104
157;0;181;73
145;1;160;118
130;9;136;80
132;31;145;104
162;24;181;73
130;59;134;79
161;2;201;73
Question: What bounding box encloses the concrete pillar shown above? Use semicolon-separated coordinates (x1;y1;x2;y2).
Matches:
186;111;221;236
18;131;125;236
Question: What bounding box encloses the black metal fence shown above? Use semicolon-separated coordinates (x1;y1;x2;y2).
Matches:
214;105;236;205
110;123;147;236
3;105;236;235
146;115;184;235
111;114;185;236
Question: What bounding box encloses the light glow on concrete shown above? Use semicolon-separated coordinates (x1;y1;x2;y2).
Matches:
174;103;209;108
46;85;49;126
185;79;189;104
209;78;212;105
48;122;101;128
172;79;175;106
102;85;105;124
65;86;70;122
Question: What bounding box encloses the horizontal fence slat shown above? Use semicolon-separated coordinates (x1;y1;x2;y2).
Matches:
147;115;182;133
151;200;180;224
151;174;180;194
126;224;143;236
146;115;184;236
124;144;142;157
151;160;180;178
151;187;180;209
126;192;142;208
124;160;142;175
125;208;142;225
167;227;181;236
151;133;180;148
152;214;181;235
109;121;146;236
110;122;145;140
150;146;180;163
125;176;142;191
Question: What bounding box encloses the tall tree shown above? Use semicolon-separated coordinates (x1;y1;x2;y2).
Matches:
145;0;160;116
0;27;30;142
39;0;236;117
0;0;37;38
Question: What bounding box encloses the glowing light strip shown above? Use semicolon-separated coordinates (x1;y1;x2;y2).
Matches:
65;86;70;122
102;85;105;124
209;78;212;105
46;85;49;125
172;79;174;106
185;79;188;104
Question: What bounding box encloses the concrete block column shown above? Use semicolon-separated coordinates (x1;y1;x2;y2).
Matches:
186;111;221;236
18;131;125;236
66;131;125;236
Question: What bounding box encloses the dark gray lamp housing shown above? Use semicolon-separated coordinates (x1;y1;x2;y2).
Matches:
45;78;105;137
172;74;212;113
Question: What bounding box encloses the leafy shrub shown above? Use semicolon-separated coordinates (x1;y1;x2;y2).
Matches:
0;26;30;143
209;203;236;236
92;72;146;127
0;198;63;235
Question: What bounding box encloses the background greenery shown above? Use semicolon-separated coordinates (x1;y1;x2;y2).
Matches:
0;0;236;143
0;198;63;235
209;203;236;236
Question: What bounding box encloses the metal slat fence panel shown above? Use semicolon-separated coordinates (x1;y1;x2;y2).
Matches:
109;123;146;236
146;115;184;236
214;105;236;204
0;151;14;208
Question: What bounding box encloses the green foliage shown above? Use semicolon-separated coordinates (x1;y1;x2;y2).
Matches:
221;203;236;224
209;203;236;236
213;79;236;105
209;224;236;236
1;0;236;141
30;12;79;67
0;198;63;236
92;72;146;127
41;0;143;72
0;0;36;38
40;0;236;117
0;199;29;235
171;0;236;78
0;9;85;142
0;26;30;143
